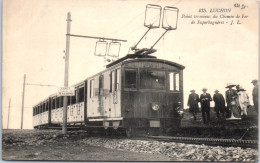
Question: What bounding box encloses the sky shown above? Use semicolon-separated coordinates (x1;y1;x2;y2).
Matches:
2;0;259;129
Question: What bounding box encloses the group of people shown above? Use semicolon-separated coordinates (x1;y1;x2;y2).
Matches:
187;79;259;124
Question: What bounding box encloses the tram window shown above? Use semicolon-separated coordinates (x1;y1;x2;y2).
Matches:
43;103;46;112
116;69;120;90
56;97;60;108
109;72;112;92
90;79;94;98
111;69;120;91
78;87;84;102
175;73;179;91
46;101;49;111
140;70;165;90
68;96;71;105
125;69;137;89
40;105;42;113
71;94;76;104
52;98;55;110
169;72;174;91
99;75;104;95
60;97;63;107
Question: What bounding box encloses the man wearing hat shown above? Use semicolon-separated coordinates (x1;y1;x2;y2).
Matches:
200;88;212;124
187;90;200;120
213;90;226;119
225;83;240;119
251;79;258;113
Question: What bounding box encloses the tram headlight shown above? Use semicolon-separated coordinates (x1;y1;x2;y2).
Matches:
151;103;160;111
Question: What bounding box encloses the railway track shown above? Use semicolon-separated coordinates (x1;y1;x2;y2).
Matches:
147;136;258;148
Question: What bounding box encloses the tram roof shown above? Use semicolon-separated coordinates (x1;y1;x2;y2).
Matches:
106;52;185;70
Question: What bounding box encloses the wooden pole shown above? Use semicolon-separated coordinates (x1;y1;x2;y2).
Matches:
21;74;26;129
62;12;71;134
7;98;11;129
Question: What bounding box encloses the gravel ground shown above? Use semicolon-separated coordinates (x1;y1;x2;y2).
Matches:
83;137;259;162
2;129;259;162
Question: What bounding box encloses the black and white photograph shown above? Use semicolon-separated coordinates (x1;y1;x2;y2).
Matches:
2;0;259;161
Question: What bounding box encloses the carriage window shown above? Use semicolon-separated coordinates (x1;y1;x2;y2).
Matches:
125;69;137;89
43;103;46;112
140;70;166;90
116;69;120;90
56;97;60;108
175;73;179;91
68;96;71;105
169;72;180;91
109;72;112;92
78;87;84;102
40;105;42;113
46;101;48;111
71;93;76;104
60;97;63;107
90;79;94;98
99;75;104;95
52;98;55;109
169;72;174;91
112;69;120;91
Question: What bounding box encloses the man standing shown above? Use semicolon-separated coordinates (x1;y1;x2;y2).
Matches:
200;88;212;124
213;90;226;119
251;79;258;114
225;83;240;119
187;90;200;120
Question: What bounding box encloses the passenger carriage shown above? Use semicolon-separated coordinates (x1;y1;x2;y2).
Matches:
33;97;49;128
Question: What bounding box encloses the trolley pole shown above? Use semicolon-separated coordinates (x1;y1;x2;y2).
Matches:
62;12;71;134
21;74;26;129
7;98;11;129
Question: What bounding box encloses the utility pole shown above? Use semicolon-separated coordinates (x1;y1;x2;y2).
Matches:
7;98;11;129
21;74;26;129
62;12;71;134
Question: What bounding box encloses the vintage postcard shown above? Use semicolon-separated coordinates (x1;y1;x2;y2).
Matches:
2;0;259;161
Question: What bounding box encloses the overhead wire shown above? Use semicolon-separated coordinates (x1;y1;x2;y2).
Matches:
25;83;59;87
110;0;162;37
111;0;163;40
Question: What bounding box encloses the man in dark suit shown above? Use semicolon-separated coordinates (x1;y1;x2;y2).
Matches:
213;90;226;119
187;90;200;120
200;88;212;124
251;79;258;114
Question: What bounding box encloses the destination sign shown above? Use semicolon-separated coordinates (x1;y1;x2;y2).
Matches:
58;87;75;96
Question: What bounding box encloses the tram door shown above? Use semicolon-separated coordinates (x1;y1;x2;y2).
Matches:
110;68;121;118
